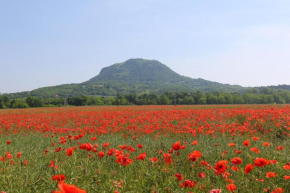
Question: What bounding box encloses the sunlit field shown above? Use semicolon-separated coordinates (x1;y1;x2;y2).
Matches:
0;105;289;193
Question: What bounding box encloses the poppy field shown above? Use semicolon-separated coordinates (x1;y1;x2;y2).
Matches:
0;105;290;193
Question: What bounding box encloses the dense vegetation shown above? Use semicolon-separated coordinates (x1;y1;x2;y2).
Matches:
1;88;290;109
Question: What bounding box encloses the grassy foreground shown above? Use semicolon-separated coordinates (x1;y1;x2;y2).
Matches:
0;105;289;192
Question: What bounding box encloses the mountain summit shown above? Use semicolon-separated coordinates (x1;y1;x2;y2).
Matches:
89;59;183;83
6;59;245;98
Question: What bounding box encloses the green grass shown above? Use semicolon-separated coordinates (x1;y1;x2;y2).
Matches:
0;133;289;192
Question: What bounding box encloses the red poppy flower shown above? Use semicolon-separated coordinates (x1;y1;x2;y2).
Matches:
255;178;264;182
252;136;260;141
17;152;22;158
215;160;228;174
174;173;184;181
98;151;105;158
198;172;206;178
283;163;290;170
58;181;86;193
234;150;242;154
187;150;202;162
200;160;209;166
228;143;236;147
271;187;284;193
231;166;239;171
107;149;116;156
250;147;260;154
52;174;66;181
268;160;277;164
102;143;110;150
79;143;93;151
191;140;198;145
91;137;97;141
115;154;133;166
49;160;58;170
136;152;146;160
231;157;242;165
150;157;158;163
172;141;181;151
180;180;196;188
23;160;28;166
266;172;277;178
263;142;270;146
226;184;236;192
244;164;254;174
254;158;268;167
66;148;74;157
243;140;250;147
163;153;173;164
276;146;284;151
5;153;13;159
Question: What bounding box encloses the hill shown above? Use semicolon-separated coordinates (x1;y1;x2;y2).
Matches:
266;85;290;91
3;59;247;98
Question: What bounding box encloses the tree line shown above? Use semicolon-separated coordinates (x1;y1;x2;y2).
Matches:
1;88;290;109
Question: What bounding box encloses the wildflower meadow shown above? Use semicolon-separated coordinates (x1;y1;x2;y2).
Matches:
0;105;289;193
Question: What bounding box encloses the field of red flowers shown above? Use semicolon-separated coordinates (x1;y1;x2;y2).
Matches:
0;105;289;193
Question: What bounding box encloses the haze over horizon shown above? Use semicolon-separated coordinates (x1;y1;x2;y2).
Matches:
1;1;290;93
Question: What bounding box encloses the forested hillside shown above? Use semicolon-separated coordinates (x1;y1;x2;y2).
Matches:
2;59;245;99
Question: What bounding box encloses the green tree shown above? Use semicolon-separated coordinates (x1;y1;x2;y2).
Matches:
119;97;129;105
183;96;195;104
95;97;104;105
103;97;116;105
207;94;218;104
67;96;89;106
218;95;226;104
0;98;4;109
88;97;104;105
198;97;207;104
26;96;44;107
158;95;171;105
224;94;234;104
233;95;244;104
10;99;29;108
194;91;206;104
177;98;183;104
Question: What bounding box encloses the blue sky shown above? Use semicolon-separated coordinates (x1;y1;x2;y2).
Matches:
1;0;290;93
